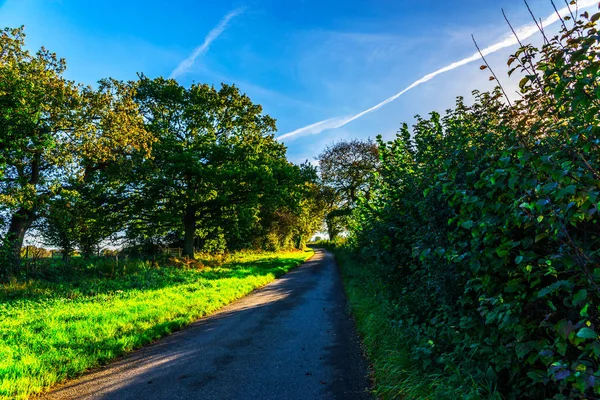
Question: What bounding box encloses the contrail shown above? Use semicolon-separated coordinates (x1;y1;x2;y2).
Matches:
170;7;245;79
277;0;598;141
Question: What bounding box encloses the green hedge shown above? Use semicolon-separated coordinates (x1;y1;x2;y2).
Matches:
349;12;600;399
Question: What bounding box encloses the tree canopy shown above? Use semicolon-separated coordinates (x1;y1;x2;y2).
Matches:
0;27;152;273
316;138;379;239
0;26;322;276
129;76;310;257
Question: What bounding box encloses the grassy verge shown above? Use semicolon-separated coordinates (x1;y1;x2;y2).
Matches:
326;245;463;399
0;249;313;399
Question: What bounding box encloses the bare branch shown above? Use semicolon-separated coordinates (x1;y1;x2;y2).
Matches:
502;9;527;49
502;9;545;94
564;0;577;21
551;0;570;32
472;35;512;107
524;0;550;45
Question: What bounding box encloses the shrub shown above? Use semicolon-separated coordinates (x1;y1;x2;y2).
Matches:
350;10;600;398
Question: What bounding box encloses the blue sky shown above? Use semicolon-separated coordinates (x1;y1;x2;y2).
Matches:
0;0;592;163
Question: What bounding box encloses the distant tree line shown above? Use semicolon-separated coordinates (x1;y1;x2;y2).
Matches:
316;139;380;240
0;26;324;279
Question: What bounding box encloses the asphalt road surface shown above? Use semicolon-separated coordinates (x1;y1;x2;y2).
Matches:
44;248;373;400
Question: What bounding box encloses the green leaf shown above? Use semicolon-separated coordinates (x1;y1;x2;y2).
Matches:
515;255;524;264
592;342;600;357
519;76;529;90
565;185;576;195
556;342;567;356
419;248;431;261
496;248;509;258
580;303;590;317
485;365;496;381
556;320;574;339
461;220;474;229
505;279;523;293
516;343;531;358
576;327;597;339
539;281;573;298
573;289;587;305
526;370;545;383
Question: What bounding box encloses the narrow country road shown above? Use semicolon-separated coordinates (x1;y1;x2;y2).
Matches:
44;249;372;400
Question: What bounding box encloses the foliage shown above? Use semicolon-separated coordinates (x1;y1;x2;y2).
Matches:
0;26;152;274
349;8;600;399
20;246;51;259
316;139;379;239
325;244;465;399
40;169;129;259
126;76;316;257
310;237;347;249
0;249;313;399
318;138;379;205
255;163;325;251
0;25;318;278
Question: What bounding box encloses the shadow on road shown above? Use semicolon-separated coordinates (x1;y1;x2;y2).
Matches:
44;250;372;400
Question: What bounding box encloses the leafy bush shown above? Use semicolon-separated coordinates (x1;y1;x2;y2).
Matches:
332;246;469;399
350;10;600;399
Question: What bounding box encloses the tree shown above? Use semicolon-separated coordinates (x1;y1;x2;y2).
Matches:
131;76;290;258
0;27;152;275
255;161;324;250
316;138;379;239
40;172;127;259
292;182;329;248
40;191;79;261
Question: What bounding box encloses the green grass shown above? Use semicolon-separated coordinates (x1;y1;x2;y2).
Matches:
0;249;313;399
326;245;466;400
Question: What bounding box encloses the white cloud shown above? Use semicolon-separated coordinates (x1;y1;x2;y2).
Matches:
277;0;599;141
169;7;245;79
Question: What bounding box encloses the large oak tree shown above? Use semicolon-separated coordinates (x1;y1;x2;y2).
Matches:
131;76;295;257
0;27;152;273
316;138;380;239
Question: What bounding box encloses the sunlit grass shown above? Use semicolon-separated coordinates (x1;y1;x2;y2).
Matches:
0;249;313;399
329;246;466;400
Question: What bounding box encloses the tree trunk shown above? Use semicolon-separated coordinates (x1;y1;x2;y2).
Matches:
326;216;338;241
182;205;196;258
3;208;36;274
81;243;94;259
2;153;42;275
295;235;303;249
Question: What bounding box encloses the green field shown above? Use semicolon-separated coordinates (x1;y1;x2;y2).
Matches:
0;249;313;399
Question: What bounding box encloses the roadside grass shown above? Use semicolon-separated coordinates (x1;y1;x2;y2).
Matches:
0;249;313;400
324;244;466;400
